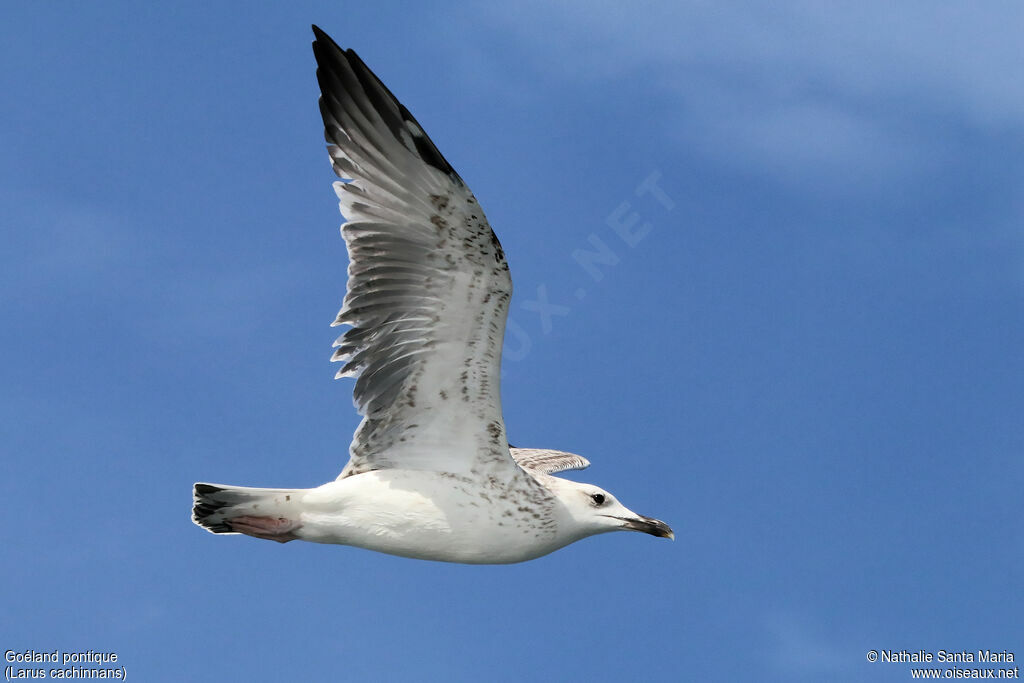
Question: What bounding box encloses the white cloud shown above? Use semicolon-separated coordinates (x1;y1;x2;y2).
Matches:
0;190;318;348
475;1;1024;121
763;610;853;678
462;1;1024;190
1;195;137;295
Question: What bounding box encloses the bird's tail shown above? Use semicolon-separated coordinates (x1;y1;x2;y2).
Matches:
191;483;303;535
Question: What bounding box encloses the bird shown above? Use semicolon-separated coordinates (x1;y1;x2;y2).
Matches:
191;25;673;564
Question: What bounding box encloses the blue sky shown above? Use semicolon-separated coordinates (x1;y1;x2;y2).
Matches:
3;2;1022;681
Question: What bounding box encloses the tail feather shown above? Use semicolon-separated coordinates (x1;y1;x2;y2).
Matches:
192;483;301;534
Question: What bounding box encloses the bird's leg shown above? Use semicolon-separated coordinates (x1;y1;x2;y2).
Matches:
228;516;301;543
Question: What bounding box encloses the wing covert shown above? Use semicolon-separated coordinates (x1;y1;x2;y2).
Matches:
511;448;592;475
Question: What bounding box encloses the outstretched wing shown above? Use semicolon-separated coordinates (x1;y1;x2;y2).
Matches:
312;26;516;478
510;448;591;475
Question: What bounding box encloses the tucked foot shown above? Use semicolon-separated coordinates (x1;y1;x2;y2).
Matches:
228;516;301;543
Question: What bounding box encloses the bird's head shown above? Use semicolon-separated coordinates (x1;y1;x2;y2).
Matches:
548;478;674;541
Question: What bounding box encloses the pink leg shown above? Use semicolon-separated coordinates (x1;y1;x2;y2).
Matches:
228;516;301;543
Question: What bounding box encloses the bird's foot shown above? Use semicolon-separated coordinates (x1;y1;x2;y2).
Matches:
228;516;300;543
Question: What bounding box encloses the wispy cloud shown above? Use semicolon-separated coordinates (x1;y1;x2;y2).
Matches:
762;610;855;679
452;1;1024;290
475;1;1024;121
464;1;1024;190
1;193;140;297
1;190;315;349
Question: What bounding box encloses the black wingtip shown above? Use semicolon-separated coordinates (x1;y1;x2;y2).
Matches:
310;24;462;184
311;25;336;53
311;25;351;57
310;26;359;76
311;25;329;42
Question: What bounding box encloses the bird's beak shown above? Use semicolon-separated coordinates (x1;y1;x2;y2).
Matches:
611;515;675;540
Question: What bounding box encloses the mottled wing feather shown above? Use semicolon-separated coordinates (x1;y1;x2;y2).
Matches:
511;448;591;475
312;27;516;477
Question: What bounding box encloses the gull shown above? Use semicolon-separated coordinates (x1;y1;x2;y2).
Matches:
191;25;673;564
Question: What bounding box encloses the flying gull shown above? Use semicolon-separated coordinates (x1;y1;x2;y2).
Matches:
191;25;673;564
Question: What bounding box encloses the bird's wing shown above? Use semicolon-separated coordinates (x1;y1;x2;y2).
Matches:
312;26;517;478
510;448;591;475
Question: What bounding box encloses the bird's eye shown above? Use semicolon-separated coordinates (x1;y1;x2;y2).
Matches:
590;493;606;506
